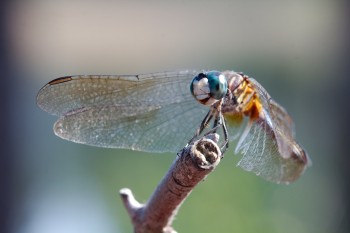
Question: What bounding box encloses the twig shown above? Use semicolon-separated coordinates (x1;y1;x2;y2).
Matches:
120;134;222;233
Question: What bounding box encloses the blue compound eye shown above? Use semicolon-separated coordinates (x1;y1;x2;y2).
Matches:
190;71;228;106
206;71;228;99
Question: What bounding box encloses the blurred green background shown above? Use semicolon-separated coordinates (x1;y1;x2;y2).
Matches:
2;0;349;233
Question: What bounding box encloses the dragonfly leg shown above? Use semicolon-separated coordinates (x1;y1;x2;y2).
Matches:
187;104;229;157
202;119;221;137
201;113;229;156
188;109;214;145
219;113;229;155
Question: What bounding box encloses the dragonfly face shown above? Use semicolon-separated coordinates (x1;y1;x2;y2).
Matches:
37;70;310;183
190;71;227;105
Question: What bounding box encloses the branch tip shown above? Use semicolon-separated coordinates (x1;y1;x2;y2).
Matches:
119;188;143;212
190;134;221;169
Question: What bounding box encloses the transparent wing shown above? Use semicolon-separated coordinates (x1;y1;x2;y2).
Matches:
235;118;308;183
268;99;295;138
235;78;309;183
247;78;295;136
54;102;206;152
37;70;198;116
37;70;208;152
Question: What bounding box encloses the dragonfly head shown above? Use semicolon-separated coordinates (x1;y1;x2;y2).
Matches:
190;71;228;106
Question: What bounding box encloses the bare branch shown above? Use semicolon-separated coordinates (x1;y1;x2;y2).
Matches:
120;134;222;233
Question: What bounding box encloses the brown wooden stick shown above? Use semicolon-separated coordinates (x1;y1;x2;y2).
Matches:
120;134;221;233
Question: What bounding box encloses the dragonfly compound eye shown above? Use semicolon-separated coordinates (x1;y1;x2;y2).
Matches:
190;71;228;106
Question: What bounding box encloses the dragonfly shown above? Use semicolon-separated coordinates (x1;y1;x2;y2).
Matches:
37;70;310;184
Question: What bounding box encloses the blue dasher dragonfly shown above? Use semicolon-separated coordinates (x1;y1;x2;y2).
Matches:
37;70;310;184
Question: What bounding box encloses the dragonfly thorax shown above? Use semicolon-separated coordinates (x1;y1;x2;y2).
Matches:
190;71;228;106
221;71;264;125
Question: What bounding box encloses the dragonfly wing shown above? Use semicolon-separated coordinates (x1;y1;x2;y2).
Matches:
37;70;210;152
235;118;308;183
235;78;309;183
248;78;295;136
37;70;198;116
54;100;207;153
268;99;296;138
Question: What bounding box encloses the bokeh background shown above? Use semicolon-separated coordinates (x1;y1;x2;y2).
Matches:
2;1;350;233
